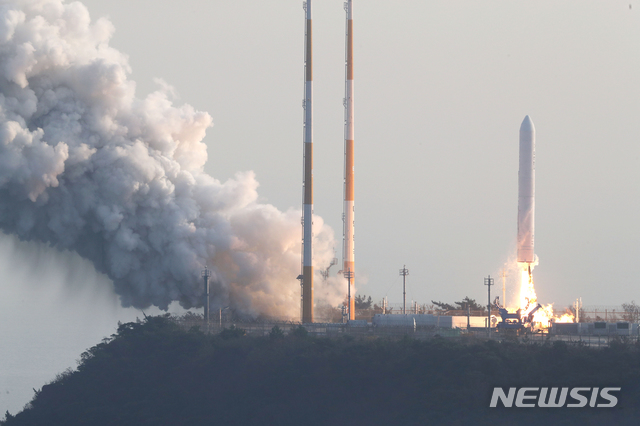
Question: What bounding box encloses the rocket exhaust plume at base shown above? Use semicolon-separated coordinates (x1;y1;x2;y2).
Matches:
0;0;344;319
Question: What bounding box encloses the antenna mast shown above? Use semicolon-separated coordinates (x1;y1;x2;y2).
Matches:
400;266;409;314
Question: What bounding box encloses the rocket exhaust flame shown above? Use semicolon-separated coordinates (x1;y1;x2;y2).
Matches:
515;262;574;329
0;0;344;318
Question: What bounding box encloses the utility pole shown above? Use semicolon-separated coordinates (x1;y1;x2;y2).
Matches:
296;274;303;321
344;269;354;320
400;265;409;315
501;267;507;308
484;275;494;335
202;266;212;323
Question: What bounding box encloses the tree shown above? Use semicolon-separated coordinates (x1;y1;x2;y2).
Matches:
622;301;640;323
315;302;343;323
431;297;485;312
219;325;246;340
269;326;285;340
289;325;309;339
431;300;456;311
457;297;484;311
355;294;372;310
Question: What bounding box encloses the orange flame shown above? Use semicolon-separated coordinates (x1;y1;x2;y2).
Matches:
515;262;574;330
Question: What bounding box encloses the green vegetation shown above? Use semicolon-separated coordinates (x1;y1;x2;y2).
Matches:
354;294;373;310
2;316;640;425
432;296;486;312
622;301;640;323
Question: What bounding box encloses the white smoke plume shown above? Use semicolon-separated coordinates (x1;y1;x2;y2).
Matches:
0;0;343;318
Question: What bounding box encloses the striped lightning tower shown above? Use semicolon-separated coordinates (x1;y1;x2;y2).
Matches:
301;0;314;323
343;0;356;320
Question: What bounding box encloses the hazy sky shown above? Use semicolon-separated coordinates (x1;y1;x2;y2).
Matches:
1;0;639;414
4;0;640;309
75;0;639;308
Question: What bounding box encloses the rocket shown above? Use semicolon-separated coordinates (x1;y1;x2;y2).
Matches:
517;115;535;265
301;0;314;323
343;0;355;320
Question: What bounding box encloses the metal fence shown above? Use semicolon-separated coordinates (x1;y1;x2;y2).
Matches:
187;304;637;326
579;306;632;322
172;315;640;348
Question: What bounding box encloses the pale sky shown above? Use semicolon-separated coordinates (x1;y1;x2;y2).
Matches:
4;0;640;309
78;0;639;308
1;0;640;414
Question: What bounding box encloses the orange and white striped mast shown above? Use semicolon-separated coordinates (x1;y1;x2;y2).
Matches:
342;0;356;320
301;0;314;323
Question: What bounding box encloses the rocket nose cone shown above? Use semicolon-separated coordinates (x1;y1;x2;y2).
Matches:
520;115;535;133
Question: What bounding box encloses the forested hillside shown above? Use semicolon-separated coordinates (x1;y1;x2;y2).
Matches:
3;316;640;425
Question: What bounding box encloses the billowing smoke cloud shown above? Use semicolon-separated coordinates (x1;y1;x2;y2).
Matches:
0;0;344;318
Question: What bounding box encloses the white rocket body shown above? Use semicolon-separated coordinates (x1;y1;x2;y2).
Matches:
517;115;535;264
